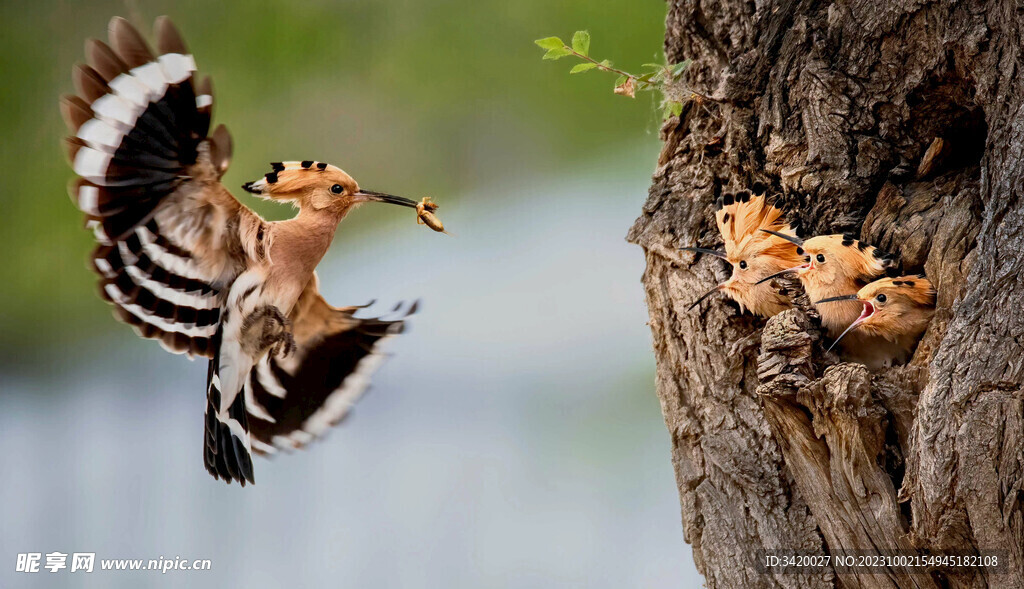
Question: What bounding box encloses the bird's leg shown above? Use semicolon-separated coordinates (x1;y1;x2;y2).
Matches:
241;305;296;359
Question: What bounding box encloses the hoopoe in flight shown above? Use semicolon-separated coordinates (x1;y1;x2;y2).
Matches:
60;16;430;485
682;188;805;317
816;276;936;369
756;231;900;340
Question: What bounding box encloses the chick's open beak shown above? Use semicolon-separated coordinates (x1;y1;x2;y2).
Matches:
353;190;419;208
826;299;875;352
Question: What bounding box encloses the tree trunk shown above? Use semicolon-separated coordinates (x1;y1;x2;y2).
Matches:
627;1;1024;587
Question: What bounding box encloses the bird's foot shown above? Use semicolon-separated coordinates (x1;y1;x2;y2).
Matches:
242;305;296;358
268;328;296;359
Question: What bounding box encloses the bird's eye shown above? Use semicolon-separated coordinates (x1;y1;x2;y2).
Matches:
739;260;748;270
816;254;826;263
330;184;344;195
876;293;887;304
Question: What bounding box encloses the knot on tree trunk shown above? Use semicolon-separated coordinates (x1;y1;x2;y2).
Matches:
757;308;818;384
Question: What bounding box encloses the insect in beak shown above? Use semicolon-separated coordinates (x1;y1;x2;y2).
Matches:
687;284;723;311
755;263;810;285
416;197;447;233
353;190;419;208
822;298;875;352
680;247;728;259
760;229;804;246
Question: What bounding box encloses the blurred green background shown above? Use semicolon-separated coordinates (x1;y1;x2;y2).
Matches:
0;0;668;361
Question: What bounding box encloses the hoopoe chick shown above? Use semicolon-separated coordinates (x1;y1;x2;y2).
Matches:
61;17;433;486
757;232;899;338
816;276;936;369
682;189;805;317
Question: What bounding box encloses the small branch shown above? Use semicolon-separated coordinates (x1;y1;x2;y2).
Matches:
564;46;714;101
535;31;715;116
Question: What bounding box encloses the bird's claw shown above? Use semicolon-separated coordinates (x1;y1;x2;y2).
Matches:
244;305;296;359
270;329;296;359
265;307;295;358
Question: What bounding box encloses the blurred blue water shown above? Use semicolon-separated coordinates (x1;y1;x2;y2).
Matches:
0;165;700;587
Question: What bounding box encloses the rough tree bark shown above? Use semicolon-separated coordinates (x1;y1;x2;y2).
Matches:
627;1;1024;587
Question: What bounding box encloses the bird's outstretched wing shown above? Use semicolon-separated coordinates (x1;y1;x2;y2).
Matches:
244;274;414;455
60;16;262;357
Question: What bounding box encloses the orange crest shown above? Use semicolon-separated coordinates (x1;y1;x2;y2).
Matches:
714;191;803;266
243;161;359;202
858;275;936;306
801;235;899;285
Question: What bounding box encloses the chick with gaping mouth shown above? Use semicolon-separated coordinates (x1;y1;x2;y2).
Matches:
752;230;900;344
815;275;936;369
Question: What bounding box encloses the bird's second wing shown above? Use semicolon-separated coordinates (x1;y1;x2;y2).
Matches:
244;274;414;455
61;16;261;357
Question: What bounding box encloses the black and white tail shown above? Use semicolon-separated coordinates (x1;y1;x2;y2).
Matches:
204;326;255;485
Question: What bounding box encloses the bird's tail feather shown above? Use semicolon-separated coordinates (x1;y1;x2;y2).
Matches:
203;327;255;486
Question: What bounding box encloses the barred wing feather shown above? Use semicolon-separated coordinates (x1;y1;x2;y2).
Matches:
245;276;413;455
61;16;258;357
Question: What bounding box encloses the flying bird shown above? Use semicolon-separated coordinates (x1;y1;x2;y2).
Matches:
60;16;428;485
682;188;805;317
756;231;900;340
816;275;936;369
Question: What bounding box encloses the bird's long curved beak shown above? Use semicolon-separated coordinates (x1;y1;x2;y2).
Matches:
815;294;859;304
826;300;875;352
755;264;810;285
353;190;419;208
688;284;723;311
680;246;728;259
760;229;804;246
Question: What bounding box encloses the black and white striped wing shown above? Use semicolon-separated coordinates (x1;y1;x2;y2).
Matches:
244;277;413;455
61;17;252;357
90;218;226;356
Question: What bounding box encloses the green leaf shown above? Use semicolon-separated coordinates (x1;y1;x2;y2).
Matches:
599;59;612;67
642;63;664;69
662;101;685;119
534;37;565;51
543;47;571;60
671;59;693;76
614;74;627;86
637;72;656;83
570;62;598;74
571;30;591;56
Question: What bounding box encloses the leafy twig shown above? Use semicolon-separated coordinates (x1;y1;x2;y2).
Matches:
535;30;700;119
